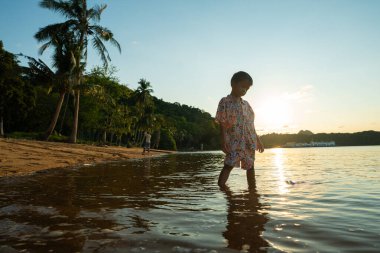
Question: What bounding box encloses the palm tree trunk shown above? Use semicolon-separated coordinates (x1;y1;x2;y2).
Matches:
70;90;80;143
59;92;70;135
138;130;145;146
102;130;107;143
133;127;139;143
136;130;142;146
70;23;85;144
69;2;87;144
0;114;4;137
154;129;161;149
110;132;114;144
44;92;65;140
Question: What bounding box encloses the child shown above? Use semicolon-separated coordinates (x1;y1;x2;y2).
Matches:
142;131;152;155
215;71;264;188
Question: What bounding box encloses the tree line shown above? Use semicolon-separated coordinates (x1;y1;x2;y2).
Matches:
1;41;220;150
2;37;379;150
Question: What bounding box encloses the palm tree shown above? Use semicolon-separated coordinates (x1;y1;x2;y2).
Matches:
135;79;154;111
151;113;165;149
35;0;121;143
23;31;77;140
133;79;154;144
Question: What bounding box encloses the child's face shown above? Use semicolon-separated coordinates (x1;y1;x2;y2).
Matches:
232;79;252;97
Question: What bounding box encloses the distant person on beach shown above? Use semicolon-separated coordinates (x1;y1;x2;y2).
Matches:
142;131;151;155
215;71;264;188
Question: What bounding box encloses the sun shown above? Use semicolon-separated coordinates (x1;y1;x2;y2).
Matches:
255;98;293;132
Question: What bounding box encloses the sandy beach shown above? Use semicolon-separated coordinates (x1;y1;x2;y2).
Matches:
0;138;173;177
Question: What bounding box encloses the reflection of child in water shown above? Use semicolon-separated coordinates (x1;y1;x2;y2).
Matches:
221;175;269;252
215;71;264;188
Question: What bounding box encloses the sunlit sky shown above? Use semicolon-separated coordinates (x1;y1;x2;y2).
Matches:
1;0;379;134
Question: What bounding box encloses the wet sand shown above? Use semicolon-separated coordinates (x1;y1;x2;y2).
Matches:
0;138;173;177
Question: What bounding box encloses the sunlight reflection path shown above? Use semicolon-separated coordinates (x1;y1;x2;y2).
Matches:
273;148;289;194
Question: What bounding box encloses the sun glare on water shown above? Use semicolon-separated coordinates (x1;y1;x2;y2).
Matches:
273;148;289;194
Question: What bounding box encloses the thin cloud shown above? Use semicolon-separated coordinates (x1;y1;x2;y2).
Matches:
282;85;314;101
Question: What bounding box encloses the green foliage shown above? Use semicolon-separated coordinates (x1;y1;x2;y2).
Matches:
48;133;68;142
0;41;37;135
22;86;61;132
7;132;42;140
80;66;133;143
2;56;221;150
159;129;177;151
7;131;67;142
153;98;220;150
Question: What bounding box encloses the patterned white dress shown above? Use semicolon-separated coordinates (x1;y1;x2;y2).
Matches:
215;94;257;170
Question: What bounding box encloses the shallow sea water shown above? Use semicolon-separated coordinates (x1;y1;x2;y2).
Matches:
0;146;379;252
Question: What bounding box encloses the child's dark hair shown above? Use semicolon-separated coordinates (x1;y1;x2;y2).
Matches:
231;71;253;86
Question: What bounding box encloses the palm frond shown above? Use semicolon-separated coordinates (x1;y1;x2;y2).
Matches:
19;54;54;76
72;0;85;21
39;0;76;19
36;0;121;83
91;35;111;67
91;25;112;40
38;41;52;55
34;20;77;43
90;25;121;53
35;23;65;42
19;54;58;92
109;37;121;53
87;4;107;22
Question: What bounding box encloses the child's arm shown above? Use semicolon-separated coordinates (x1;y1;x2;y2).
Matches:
220;125;230;154
215;98;230;153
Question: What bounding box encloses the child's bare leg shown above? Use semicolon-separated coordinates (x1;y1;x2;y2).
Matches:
246;166;256;189
218;164;233;188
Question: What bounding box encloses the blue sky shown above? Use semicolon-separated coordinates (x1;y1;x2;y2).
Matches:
1;0;379;134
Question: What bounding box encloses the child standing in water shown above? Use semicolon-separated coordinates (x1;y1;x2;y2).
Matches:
215;71;264;188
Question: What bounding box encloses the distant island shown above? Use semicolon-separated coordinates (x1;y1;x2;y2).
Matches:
283;141;336;148
261;130;380;149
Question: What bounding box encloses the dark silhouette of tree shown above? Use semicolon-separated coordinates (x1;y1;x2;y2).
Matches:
0;41;36;137
35;0;121;143
22;31;77;140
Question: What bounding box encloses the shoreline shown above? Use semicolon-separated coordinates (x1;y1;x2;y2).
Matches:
0;138;175;178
